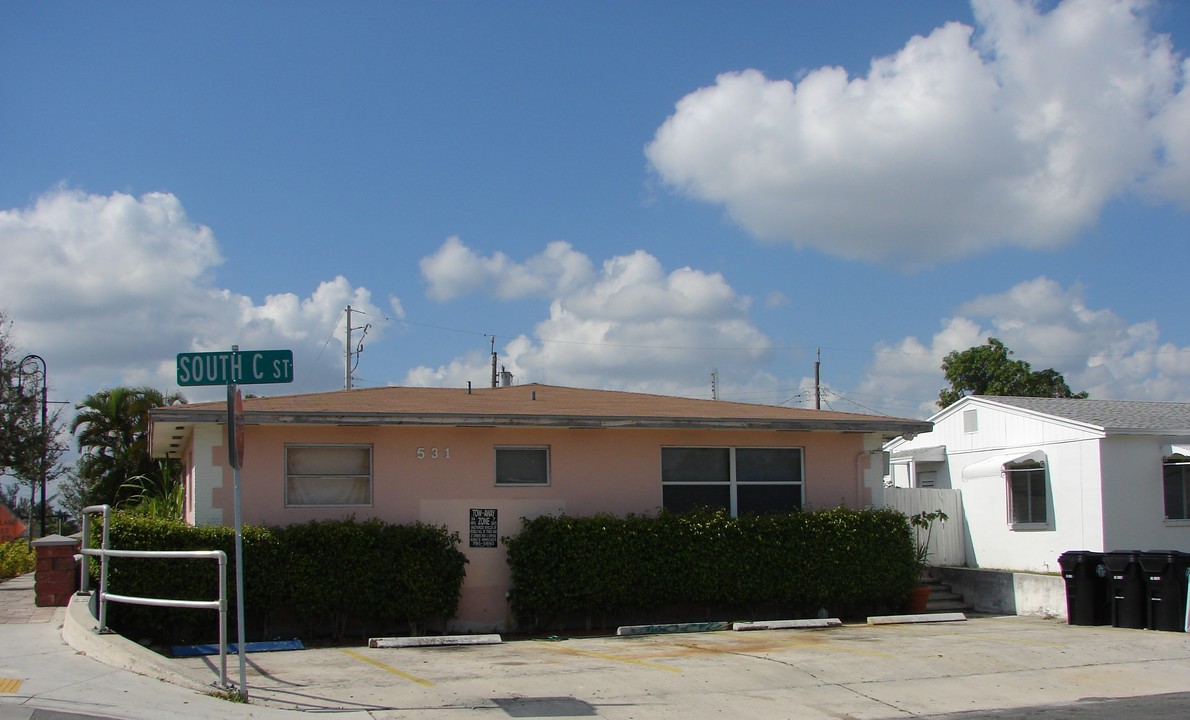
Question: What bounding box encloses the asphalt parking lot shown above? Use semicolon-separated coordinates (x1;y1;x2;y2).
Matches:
168;615;1190;719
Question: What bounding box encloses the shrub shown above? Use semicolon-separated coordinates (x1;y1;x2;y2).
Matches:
1;539;36;579
504;507;918;630
92;514;467;644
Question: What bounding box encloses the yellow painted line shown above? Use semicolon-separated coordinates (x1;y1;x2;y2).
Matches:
339;649;434;686
532;642;682;672
0;678;22;694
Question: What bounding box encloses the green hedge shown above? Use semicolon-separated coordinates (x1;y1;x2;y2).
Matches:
94;515;467;644
1;539;36;580
504;507;919;630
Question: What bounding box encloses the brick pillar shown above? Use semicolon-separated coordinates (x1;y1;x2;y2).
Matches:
32;534;81;607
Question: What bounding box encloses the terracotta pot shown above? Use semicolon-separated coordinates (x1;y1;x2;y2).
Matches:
905;584;932;614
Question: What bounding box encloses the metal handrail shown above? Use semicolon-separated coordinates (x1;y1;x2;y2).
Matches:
77;505;229;690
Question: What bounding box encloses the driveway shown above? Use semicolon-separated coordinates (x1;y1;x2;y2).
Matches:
168;615;1190;719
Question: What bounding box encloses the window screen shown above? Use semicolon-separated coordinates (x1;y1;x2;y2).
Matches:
495;447;550;485
285;445;372;507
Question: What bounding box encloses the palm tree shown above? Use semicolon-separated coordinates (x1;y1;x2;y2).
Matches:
72;386;185;506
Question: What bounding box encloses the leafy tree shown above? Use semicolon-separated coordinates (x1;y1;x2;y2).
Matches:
939;338;1088;409
0;312;69;536
0;312;41;474
72;386;185;506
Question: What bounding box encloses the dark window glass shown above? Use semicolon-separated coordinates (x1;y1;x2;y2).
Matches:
496;447;549;485
662;447;729;483
662;484;731;514
662;447;802;516
736;448;802;484
1008;466;1046;525
1164;463;1190;520
737;484;802;515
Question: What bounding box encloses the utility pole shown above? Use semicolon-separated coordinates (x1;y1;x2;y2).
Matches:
344;306;370;390
490;337;498;389
711;369;718;400
345;306;353;390
814;348;821;410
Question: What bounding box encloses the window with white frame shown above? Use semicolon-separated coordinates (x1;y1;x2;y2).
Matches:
661;447;803;516
285;445;372;507
495;446;550;486
1163;456;1190;520
1006;461;1047;527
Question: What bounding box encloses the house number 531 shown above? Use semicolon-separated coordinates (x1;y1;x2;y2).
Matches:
416;447;451;460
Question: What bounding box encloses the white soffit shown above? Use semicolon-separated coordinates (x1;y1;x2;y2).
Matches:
891;445;947;463
961;449;1047;480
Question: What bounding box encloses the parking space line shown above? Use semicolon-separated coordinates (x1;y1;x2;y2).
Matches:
339;649;435;686
532;642;682;672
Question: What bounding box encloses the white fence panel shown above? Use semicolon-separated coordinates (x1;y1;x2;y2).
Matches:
885;487;966;568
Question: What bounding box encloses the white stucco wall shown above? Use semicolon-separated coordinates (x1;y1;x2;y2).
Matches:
1100;435;1190;553
888;399;1106;573
955;438;1103;572
887;398;1190;572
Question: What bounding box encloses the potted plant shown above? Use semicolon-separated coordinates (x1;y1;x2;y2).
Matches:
905;509;948;613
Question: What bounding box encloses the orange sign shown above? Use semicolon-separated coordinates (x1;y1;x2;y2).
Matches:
0;503;26;543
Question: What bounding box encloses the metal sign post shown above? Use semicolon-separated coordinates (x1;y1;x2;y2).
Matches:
174;344;294;702
227;379;247;700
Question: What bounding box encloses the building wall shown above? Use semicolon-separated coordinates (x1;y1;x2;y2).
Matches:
955;438;1103;572
889;400;1106;573
186;423;872;630
1100;434;1190;553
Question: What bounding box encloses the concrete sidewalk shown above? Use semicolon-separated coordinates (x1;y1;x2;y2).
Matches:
0;574;319;720
4;572;1190;719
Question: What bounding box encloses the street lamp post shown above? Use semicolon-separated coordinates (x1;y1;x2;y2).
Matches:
18;354;47;538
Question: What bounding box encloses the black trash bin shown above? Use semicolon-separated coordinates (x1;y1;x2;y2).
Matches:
1139;551;1190;632
1057;550;1109;625
1104;551;1146;629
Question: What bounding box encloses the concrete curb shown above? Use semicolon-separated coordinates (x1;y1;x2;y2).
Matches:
369;634;502;648
61;592;223;695
616;621;732;636
867;612;967;625
733;618;842;631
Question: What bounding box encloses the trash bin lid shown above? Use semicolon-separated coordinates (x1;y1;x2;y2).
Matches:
1104;550;1142;572
1058;550;1102;570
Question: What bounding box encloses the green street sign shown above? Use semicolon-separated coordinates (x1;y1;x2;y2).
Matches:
177;349;294;387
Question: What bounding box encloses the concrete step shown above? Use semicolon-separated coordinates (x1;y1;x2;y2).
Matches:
919;576;975;613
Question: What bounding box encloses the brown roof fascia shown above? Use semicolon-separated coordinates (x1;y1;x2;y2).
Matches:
148;384;931;436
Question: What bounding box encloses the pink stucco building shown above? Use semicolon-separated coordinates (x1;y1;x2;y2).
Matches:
149;383;930;631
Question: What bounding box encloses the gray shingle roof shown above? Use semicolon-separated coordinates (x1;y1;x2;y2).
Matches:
979;396;1190;433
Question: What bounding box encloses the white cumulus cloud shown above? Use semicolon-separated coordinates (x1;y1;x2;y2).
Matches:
408;241;773;397
0;188;391;404
646;0;1189;266
855;276;1190;417
420;236;594;301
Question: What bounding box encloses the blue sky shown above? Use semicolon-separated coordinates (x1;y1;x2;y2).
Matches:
2;0;1188;421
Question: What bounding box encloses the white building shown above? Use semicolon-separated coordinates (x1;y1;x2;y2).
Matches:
885;396;1190;573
